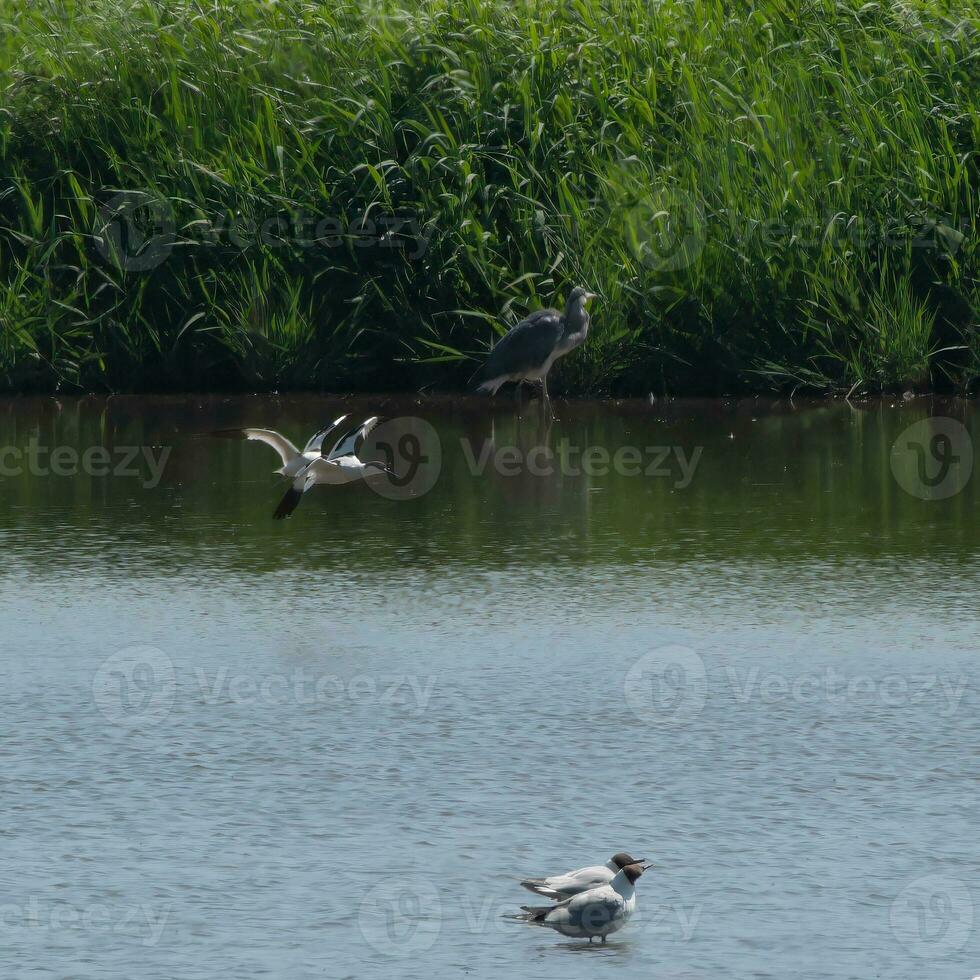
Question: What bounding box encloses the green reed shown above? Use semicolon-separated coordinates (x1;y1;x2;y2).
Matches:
0;0;976;394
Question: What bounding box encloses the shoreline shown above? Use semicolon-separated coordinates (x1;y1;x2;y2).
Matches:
1;389;976;412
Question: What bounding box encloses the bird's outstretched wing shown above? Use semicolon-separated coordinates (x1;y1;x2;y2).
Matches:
325;416;380;460
473;309;563;385
211;428;299;467
303;415;348;454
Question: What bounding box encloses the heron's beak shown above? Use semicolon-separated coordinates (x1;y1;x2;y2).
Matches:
585;292;598;302
641;862;655;871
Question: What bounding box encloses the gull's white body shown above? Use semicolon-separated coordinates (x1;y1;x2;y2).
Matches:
522;868;638;940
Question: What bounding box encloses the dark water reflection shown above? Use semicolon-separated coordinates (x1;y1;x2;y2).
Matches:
0;394;977;980
2;393;977;569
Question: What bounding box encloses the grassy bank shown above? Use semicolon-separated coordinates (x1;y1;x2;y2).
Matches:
0;0;977;395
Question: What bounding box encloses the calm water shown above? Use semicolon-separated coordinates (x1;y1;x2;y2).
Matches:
1;394;977;980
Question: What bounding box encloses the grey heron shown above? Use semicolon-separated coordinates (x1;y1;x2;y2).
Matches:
273;416;393;519
472;286;597;403
520;852;647;901
516;863;648;943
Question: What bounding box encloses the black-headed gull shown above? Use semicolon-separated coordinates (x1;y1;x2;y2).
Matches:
517;863;646;943
273;416;392;519
213;415;349;478
520;852;646;900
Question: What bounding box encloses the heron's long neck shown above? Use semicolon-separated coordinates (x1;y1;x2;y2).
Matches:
562;303;590;343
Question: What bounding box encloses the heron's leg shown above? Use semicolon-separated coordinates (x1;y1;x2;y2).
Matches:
601;936;607;944
540;375;555;421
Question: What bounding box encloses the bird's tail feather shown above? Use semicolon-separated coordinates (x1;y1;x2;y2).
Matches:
519;905;553;924
469;360;508;394
475;377;506;395
520;880;560;899
273;486;303;520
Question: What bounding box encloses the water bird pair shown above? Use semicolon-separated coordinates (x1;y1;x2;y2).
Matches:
514;851;650;942
213;415;392;519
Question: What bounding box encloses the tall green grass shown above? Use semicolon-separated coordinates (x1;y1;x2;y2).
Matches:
0;0;976;394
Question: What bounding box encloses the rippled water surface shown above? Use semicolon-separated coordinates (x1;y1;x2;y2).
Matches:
1;394;977;980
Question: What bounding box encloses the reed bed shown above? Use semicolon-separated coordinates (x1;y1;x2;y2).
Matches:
0;0;976;393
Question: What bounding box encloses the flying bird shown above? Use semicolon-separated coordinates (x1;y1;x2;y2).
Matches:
520;852;647;901
472;287;597;403
272;416;392;520
211;415;350;478
517;863;647;943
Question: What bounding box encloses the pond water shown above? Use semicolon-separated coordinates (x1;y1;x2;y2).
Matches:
0;393;977;980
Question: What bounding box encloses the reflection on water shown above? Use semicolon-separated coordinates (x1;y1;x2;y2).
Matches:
0;395;977;980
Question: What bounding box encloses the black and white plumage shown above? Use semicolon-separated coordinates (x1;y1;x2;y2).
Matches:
211;415;350;479
472;286;597;401
517;864;647;943
520;852;646;901
272;416;392;520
